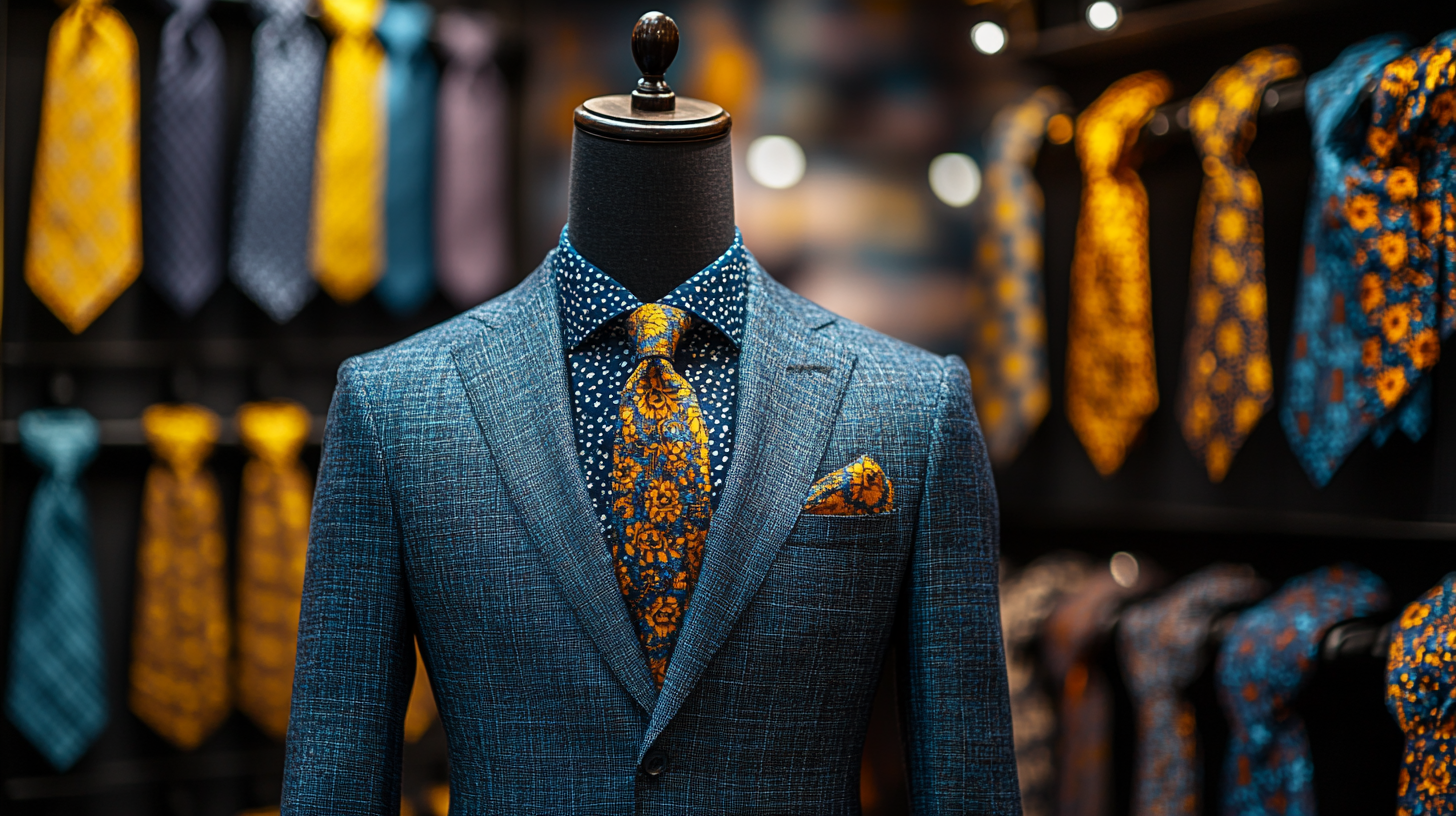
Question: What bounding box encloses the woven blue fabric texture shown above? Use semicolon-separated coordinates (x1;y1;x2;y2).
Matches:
230;0;325;323
555;228;748;535
283;251;1019;814
1387;571;1456;816
4;409;107;771
1216;564;1389;816
1119;564;1267;816
375;0;438;317
144;0;227;316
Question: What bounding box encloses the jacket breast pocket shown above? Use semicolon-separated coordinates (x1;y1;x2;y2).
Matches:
785;510;901;551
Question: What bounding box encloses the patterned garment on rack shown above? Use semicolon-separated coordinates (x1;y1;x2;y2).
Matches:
1043;559;1162;816
1119;564;1267;816
25;0;141;334
312;0;386;302
5;410;107;771
610;304;714;687
968;86;1068;466
1000;553;1093;816
130;404;231;750
1216;564;1390;816
1386;571;1456;816
1177;47;1301;482
234;401;312;741
1065;71;1172;476
144;0;226;316
230;0;325;323
1282;34;1417;487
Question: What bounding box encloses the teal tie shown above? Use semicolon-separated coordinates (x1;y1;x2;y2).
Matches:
4;409;107;770
375;0;437;316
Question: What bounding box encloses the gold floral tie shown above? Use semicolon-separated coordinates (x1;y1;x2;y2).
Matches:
234;401;312;740
1177;47;1300;482
311;0;386;302
1065;71;1172;476
25;0;142;334
610;304;713;687
130;404;230;749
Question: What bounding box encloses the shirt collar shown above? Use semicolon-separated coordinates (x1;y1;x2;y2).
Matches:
553;226;749;351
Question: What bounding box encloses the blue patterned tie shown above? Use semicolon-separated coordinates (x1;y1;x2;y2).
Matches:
1280;34;1413;487
4;409;107;771
144;0;226;316
230;0;326;323
375;0;437;316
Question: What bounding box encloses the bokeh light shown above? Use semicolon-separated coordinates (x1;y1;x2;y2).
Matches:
970;22;1007;56
1086;1;1121;31
928;153;981;207
747;135;807;189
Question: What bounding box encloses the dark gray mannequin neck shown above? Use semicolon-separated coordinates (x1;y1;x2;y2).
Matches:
566;130;736;303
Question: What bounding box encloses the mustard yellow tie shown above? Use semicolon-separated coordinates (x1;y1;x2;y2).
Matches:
1177;48;1300;482
312;0;386;302
1065;72;1172;476
130;404;230;749
234;401;312;740
25;0;141;334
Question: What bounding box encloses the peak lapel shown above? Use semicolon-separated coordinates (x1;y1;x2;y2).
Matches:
450;270;658;714
640;273;855;758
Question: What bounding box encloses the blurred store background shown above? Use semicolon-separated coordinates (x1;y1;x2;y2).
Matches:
5;0;1456;814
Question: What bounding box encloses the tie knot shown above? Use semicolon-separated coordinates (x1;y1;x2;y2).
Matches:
143;403;220;474
237;400;312;466
626;304;692;361
19;409;99;478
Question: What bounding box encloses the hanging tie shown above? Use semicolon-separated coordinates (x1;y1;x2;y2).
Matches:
1176;47;1301;482
375;0;438;317
1118;565;1267;816
1065;71;1171;476
611;304;713;687
230;0;326;323
144;0;227;316
311;0;387;303
234;401;311;741
5;409;107;771
1216;565;1389;816
130;404;231;750
434;10;511;309
968;86;1067;467
1281;34;1415;487
24;0;141;334
1386;572;1456;816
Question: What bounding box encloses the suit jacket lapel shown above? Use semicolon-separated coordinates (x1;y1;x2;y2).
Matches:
640;271;855;758
451;269;659;715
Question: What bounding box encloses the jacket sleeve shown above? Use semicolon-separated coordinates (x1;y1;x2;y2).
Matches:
899;356;1021;814
283;359;415;816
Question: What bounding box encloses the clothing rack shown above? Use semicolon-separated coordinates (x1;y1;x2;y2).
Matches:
0;416;328;447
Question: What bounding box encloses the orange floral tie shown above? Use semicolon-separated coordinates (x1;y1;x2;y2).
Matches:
130;404;230;749
1177;47;1300;482
234;401;312;740
610;304;713;687
1065;71;1172;476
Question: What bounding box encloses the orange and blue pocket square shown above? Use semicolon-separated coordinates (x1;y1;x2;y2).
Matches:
801;455;894;515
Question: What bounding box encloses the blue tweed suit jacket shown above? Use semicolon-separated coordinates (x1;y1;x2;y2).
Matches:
283;260;1019;815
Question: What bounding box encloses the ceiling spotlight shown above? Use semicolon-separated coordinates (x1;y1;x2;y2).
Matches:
747;135;806;190
970;21;1007;55
1086;1;1121;31
929;153;981;208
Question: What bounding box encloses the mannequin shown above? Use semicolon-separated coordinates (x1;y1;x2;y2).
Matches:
567;12;735;302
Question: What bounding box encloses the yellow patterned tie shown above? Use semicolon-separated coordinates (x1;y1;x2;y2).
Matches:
311;0;386;302
611;304;713;687
234;401;312;740
1178;47;1300;482
130;404;230;749
25;0;141;334
1065;72;1172;476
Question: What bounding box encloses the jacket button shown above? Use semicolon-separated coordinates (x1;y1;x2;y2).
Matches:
641;749;669;776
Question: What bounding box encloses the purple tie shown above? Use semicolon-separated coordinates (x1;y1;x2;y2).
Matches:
434;11;510;309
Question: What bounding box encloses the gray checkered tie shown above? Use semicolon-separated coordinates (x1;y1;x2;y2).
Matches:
230;0;325;323
145;0;226;316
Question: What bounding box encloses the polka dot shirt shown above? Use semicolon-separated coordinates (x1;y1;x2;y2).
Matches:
553;227;750;538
